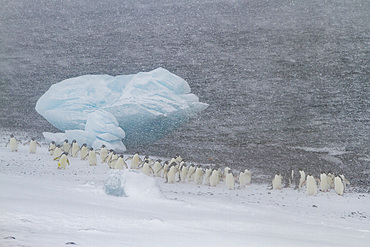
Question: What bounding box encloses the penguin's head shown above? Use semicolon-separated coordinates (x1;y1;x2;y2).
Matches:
72;140;76;143
82;143;87;147
101;144;106;148
51;141;55;144
90;148;93;151
119;154;124;158
31;138;35;141
64;139;68;143
109;149;114;152
10;134;14;138
62;152;68;156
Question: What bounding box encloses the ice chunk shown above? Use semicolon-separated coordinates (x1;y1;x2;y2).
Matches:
104;171;126;197
36;68;208;147
104;170;161;199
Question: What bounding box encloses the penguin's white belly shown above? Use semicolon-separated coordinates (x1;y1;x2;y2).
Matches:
58;156;68;169
53;148;62;159
209;171;220;187
100;149;108;163
29;141;37;153
306;176;317;195
88;152;97;166
80;148;88;160
272;175;282;190
71;144;80;157
114;159;125;169
9;138;18;152
225;174;235;190
334;177;344;195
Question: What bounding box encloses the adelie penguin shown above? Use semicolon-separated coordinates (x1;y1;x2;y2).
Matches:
48;141;56;155
5;134;21;152
272;174;283;190
114;155;128;170
71;140;80;157
98;145;108;163
306;175;317;195
87;148;98;166
225;170;236;190
53;145;63;160
209;169;221;187
126;153;142;169
55;152;70;169
152;160;163;177
239;169;252;188
80;144;88;160
179;165;188;183
140;160;154;176
24;138;41;154
194;166;205;184
166;164;179;183
62;139;71;154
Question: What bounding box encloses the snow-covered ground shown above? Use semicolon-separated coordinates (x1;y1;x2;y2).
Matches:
0;136;369;247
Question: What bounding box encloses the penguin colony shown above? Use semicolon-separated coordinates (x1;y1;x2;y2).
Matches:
5;134;351;196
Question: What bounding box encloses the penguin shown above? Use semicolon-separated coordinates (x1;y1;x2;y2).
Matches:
87;148;97;166
140;160;154;176
339;174;350;191
62;139;71;153
334;176;344;196
166;164;179;183
169;157;179;168
98;145;108;163
222;167;231;182
319;173;329;192
289;170;294;187
162;161;170;178
71;140;80;157
239;169;252;188
114;155;128;170
178;160;186;171
152;160;163;177
209;169;221;187
23;138;41;154
80;144;88;160
126;153;142;169
204;167;212;186
106;149;114;167
109;152;118;169
327;173;335;188
143;155;153;165
298;170;306;190
5;134;21;152
53;145;63;160
187;164;196;181
225;170;236;190
175;154;182;163
272;174;282;190
48;141;56;155
55;152;70;169
194;166;205;184
306;175;317;195
179;164;188;182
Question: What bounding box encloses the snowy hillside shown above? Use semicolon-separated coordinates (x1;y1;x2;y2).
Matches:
0;134;369;247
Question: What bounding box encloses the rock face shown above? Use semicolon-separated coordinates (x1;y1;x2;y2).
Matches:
36;68;208;148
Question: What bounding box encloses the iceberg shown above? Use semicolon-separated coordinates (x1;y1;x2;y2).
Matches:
36;68;208;149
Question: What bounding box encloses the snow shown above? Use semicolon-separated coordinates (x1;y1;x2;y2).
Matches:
0;136;369;247
35;68;209;148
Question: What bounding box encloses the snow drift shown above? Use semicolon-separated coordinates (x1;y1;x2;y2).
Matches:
35;68;208;149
